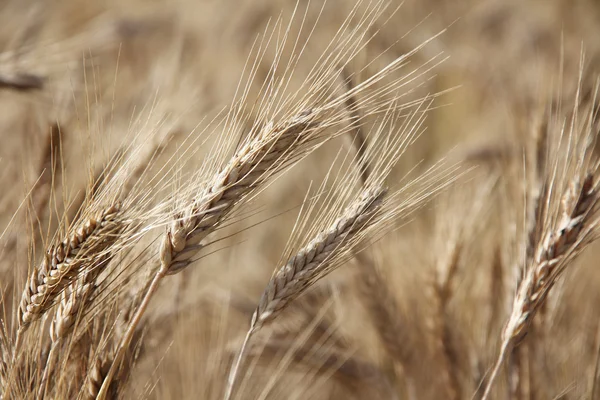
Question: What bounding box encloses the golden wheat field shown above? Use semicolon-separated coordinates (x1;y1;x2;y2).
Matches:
3;0;600;399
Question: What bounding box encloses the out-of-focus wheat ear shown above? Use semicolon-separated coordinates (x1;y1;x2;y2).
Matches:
254;338;399;400
487;246;505;342
87;357;109;400
0;316;10;393
342;66;414;395
224;185;386;400
86;349;130;400
429;241;462;400
482;168;600;399
30;123;62;237
354;251;415;376
508;333;536;400
0;72;45;91
340;66;370;187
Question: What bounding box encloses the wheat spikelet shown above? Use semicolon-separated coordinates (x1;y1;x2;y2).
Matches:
87;357;108;399
429;241;462;400
49;272;95;343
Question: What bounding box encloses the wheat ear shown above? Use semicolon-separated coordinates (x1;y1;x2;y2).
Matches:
95;108;320;400
482;169;600;399
225;185;386;400
18;204;123;331
8;204;123;399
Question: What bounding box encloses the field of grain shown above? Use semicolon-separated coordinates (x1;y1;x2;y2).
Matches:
2;0;600;399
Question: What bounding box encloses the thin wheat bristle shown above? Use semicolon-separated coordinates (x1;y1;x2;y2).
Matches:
49;277;93;342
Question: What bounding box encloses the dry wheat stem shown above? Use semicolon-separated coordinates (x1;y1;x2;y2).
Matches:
224;185;386;400
590;324;600;399
482;169;600;399
31;123;62;239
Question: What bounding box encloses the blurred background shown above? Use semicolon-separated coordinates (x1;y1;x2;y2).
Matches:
2;0;600;398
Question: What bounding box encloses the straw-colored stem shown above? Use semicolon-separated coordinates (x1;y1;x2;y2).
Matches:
224;325;255;400
95;268;166;400
482;342;511;400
